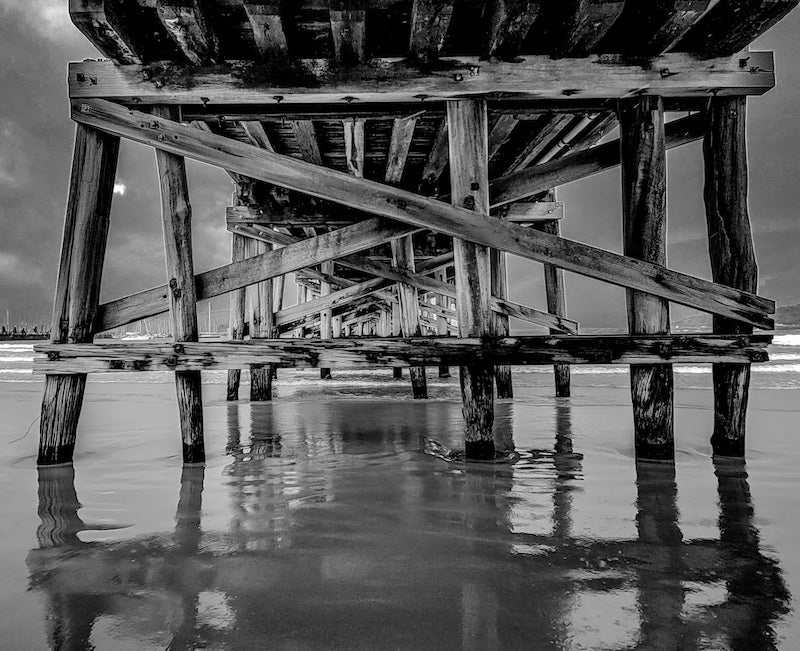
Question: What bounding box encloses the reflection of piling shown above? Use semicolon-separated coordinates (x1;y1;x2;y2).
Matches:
35;466;85;549
174;466;204;553
552;401;580;541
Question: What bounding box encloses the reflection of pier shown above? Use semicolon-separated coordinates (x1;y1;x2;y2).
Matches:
27;404;788;649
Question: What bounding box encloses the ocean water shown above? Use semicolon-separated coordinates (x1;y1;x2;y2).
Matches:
0;335;799;649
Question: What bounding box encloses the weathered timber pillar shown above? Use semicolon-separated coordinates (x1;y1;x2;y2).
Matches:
319;260;333;379
436;269;451;378
246;237;274;400
533;215;571;397
39;125;119;465
619;96;674;461
391;298;403;379
391;236;428;398
704;97;757;457
491;249;513;398
226;232;246;400
447;99;495;460
153;106;204;465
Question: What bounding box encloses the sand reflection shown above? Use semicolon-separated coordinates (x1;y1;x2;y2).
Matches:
26;404;789;649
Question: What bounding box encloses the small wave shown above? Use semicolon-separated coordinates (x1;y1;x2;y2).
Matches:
773;334;800;346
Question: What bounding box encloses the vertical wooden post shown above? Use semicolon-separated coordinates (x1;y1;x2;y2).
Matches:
533;210;571;397
39;124;119;466
246;237;274;400
491;249;513;398
447;99;495;460
226;232;246;400
391;298;403;379
153;105;204;465
704;97;756;457
436;268;451;378
319;259;333;379
391;236;428;398
618;96;673;461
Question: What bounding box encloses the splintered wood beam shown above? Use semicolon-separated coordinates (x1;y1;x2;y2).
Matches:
240;120;274;151
69;0;142;64
290;120;323;165
68;52;775;105
343;119;365;177
491;111;706;206
483;0;542;60
243;2;288;59
34;335;772;374
73;99;774;328
409;0;456;64
96;218;416;331
155;0;219;65
330;1;367;64
678;0;799;57
385;117;418;184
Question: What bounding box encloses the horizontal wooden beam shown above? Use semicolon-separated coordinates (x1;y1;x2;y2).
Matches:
96;218;415;331
73;99;774;328
34;335;771;373
68;52;774;105
490;111;706;207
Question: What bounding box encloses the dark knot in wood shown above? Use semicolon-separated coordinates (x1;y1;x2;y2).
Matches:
173;344;185;354
47;351;60;361
169;278;182;299
165;355;178;368
463;196;476;210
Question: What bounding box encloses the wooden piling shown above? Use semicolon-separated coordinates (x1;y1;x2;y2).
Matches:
491;249;513;398
246;237;274;400
447;99;495;460
226;232;246;400
435;269;451;378
391;236;428;398
704;96;757;458
39;124;119;466
391;298;403;379
319;259;333;379
533;215;571;397
153;105;204;465
619;96;674;461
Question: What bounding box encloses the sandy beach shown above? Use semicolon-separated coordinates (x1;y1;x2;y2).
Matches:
1;342;799;649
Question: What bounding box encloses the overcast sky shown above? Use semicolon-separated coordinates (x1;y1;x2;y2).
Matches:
0;1;798;330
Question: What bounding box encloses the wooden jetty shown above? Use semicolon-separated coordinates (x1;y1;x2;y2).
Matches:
35;0;797;465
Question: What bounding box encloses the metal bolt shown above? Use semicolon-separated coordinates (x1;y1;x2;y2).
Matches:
470;182;480;191
158;134;166;141
79;104;91;113
453;73;464;82
468;65;480;76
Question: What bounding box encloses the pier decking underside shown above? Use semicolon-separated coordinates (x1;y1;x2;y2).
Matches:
37;0;797;465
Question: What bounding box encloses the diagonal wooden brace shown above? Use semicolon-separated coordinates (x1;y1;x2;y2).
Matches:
73;99;774;329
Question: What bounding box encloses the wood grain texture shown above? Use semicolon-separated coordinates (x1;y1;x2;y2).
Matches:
319;259;334;380
704;96;756;457
153;105;204;464
69;0;141;64
533;217;571;397
68;52;775;105
391;235;427;398
243;2;288;59
409;0;455;63
619;96;673;461
34;335;772;373
448;99;494;457
40;124;119;466
73;99;774;328
385;117;418;185
226;231;246;400
156;0;219;65
245;237;274;399
330;1;367;64
483;0;541;60
491;247;513;398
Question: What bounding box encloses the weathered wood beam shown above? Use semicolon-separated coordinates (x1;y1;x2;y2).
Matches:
96;217;416;331
538;0;626;57
533;217;571;396
409;0;456;64
68;52;775;105
319;260;334;379
678;0;800;57
40;124;120;466
330;1;367;64
73;100;774;329
290;120;323;165
449;99;495;458
152;105;204;464
491;111;706;206
245;237;274;399
487;114;518;162
385;117;418;184
239;120;274;151
226;232;246;400
500;113;573;175
421;120;449;185
704;96;757;458
493;201;564;222
483;0;541;60
491;245;513;398
243;2;289;59
69;0;142;65
619;95;673;461
155;0;219;65
34;335;772;374
343;118;366;178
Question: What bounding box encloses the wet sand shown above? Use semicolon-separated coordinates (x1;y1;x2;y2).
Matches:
1;376;799;649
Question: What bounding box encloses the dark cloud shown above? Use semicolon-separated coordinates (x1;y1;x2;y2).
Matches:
0;2;798;330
